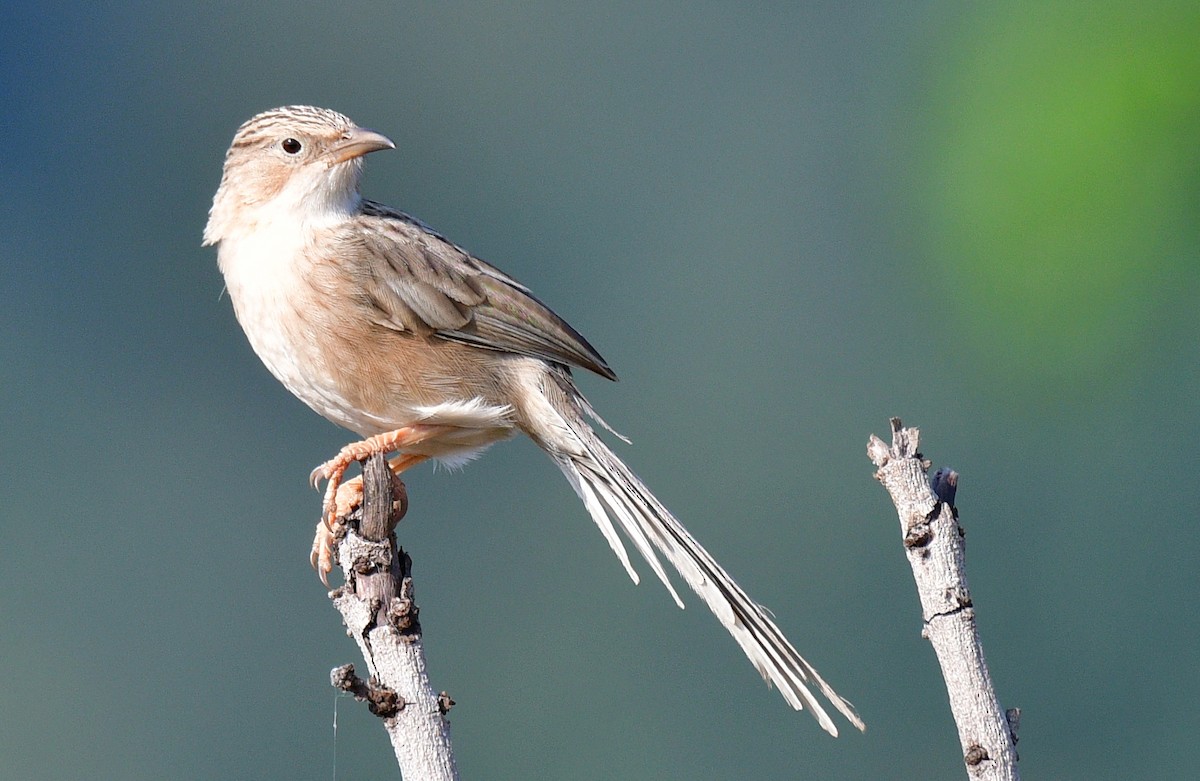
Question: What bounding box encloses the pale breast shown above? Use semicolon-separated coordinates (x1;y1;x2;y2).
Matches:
217;225;519;460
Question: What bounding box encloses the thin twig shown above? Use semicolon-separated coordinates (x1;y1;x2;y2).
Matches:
868;418;1020;780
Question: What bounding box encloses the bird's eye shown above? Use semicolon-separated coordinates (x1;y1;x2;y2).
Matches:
281;138;303;155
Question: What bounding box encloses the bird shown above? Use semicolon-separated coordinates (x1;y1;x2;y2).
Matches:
204;105;863;736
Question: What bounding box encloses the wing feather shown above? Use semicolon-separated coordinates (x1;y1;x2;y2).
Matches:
349;200;616;380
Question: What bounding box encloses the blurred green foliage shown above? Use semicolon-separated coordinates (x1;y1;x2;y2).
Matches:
919;1;1199;385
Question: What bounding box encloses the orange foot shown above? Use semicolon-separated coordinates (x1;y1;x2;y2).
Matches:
310;478;365;585
308;431;436;584
309;425;446;530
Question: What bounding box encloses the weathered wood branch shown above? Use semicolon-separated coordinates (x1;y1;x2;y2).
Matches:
868;418;1020;781
327;453;459;780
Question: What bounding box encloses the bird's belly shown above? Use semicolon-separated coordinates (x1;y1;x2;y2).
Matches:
226;261;516;461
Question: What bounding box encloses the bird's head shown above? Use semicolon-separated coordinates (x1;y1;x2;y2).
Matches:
203;106;394;245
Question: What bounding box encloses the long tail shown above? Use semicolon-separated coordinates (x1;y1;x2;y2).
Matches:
535;381;864;736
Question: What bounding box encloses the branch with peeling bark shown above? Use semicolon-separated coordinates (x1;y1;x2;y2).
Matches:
868;418;1021;781
326;452;459;780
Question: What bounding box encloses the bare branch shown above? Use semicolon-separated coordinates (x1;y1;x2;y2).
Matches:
327;453;459;780
869;418;1020;780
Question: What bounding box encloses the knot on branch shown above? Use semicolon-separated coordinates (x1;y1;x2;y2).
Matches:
903;522;934;550
330;663;407;717
387;563;422;637
964;744;990;766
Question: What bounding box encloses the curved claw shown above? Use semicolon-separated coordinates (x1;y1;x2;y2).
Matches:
311;519;336;586
308;478;366;585
306;428;438;584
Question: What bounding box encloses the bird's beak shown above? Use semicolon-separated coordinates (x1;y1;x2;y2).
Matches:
327;127;396;166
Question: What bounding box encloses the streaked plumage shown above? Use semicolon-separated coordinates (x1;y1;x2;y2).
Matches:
205;106;863;735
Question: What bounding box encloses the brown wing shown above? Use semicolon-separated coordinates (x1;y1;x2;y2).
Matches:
345;200;617;381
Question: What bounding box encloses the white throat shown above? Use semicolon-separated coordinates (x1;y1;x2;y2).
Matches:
205;159;363;247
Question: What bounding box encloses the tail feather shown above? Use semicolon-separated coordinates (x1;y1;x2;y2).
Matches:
559;464;641;585
547;406;864;736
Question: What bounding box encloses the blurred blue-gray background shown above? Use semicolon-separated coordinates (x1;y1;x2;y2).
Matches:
3;2;1197;778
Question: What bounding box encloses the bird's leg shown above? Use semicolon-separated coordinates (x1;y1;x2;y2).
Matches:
322;452;428;526
311;451;430;584
310;425;448;526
